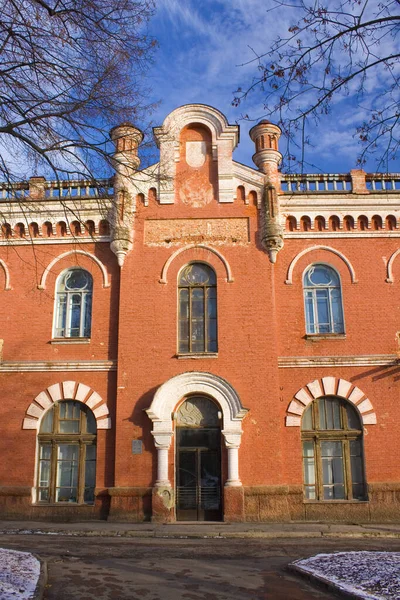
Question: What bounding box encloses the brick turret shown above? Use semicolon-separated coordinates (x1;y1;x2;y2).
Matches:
109;123;143;266
249;120;283;263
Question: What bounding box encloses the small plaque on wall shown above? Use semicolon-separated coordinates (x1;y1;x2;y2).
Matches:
131;440;143;455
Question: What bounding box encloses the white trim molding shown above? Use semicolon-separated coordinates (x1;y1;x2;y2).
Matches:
285;245;358;284
146;372;248;487
286;377;376;427
0;259;11;290
386;248;400;283
278;354;397;368
22;381;112;430
159;244;234;284
38;250;111;289
0;360;116;372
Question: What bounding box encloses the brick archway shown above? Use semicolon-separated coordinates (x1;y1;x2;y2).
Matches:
22;381;111;430
286;377;376;426
285;246;357;284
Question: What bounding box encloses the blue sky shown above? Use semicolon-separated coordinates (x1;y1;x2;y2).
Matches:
146;0;399;174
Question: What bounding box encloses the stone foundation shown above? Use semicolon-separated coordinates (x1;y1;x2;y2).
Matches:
1;483;400;523
107;487;152;522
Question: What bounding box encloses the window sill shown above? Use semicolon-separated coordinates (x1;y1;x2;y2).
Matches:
176;353;218;359
34;502;94;506
304;334;346;341
50;338;91;345
304;499;368;504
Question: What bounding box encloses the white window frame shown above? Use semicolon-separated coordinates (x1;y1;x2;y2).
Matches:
303;263;345;335
53;268;93;338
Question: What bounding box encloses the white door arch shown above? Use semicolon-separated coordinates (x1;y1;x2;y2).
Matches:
146;372;248;488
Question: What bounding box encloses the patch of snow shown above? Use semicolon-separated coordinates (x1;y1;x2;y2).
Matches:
293;551;400;600
0;548;40;600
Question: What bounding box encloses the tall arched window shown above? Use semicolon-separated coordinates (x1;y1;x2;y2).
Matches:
54;268;93;338
303;264;344;334
178;263;217;353
301;396;366;501
37;401;96;504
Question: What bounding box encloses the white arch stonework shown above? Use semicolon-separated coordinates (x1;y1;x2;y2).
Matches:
285;245;358;284
386;248;400;283
0;259;11;290
38;250;110;289
22;381;111;430
286;376;377;426
146;372;248;488
159;244;234;284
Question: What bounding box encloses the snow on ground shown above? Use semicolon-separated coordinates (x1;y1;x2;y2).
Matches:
0;548;40;599
293;552;400;600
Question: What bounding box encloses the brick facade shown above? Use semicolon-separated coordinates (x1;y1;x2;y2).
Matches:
1;104;400;522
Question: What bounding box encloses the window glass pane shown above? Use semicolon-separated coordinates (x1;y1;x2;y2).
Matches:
56;444;79;502
303;441;316;499
179;264;215;286
321;441;345;499
347;404;361;429
59;420;80;434
319;398;342;430
304;292;315;333
178;288;189;353
191;288;204;316
55;294;67;336
38;489;49;502
306;265;336;286
207;289;217;317
316;290;330;333
65;269;91;290
40;408;54;433
84;294;92;337
303;446;315;485
69;294;82;336
304;487;316;500
301;405;312;430
331;289;344;333
350;439;365;499
38;444;51;501
84;445;96;504
319;398;326;429
86;410;96;434
333;399;342;429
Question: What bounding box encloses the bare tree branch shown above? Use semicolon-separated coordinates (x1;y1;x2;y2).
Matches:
234;0;400;171
0;0;157;183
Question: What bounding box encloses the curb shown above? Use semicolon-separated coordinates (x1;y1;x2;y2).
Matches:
1;528;400;540
288;563;366;600
32;555;48;600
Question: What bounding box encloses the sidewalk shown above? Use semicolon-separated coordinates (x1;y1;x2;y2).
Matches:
1;520;400;539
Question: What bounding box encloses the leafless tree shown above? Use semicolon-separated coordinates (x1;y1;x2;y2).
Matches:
0;0;156;183
233;0;400;170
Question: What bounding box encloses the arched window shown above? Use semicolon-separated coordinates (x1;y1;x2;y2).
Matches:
54;268;93;338
178;263;217;354
303;264;344;334
301;396;366;501
37;400;96;504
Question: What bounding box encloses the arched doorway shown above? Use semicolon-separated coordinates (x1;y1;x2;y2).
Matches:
176;396;222;521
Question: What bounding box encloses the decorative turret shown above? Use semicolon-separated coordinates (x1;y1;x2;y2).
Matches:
109;123;143;266
249;120;283;264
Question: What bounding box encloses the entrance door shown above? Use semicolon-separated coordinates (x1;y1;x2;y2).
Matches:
175;397;222;521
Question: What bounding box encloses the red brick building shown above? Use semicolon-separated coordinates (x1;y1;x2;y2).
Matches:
1;104;400;522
